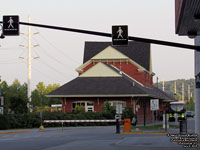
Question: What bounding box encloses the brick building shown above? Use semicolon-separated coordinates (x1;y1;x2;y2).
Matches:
47;41;174;124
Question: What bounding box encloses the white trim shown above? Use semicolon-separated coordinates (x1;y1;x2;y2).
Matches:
79;62;122;77
46;94;149;98
110;64;144;87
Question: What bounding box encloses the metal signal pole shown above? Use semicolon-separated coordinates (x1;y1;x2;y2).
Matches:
27;16;31;112
195;36;200;136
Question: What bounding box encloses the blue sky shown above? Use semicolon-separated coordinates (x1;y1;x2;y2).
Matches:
0;0;194;89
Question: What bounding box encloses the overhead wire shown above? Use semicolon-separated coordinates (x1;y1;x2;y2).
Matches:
32;36;77;72
20;60;63;84
35;58;75;79
33;27;80;65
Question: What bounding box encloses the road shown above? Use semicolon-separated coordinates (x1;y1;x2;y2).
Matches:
0;118;198;150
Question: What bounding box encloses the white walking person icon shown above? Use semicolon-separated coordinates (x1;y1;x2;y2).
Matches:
117;27;123;38
8;17;14;28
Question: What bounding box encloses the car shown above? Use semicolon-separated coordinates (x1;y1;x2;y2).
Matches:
186;111;194;118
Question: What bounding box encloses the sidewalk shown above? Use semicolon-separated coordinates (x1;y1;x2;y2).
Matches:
120;121;199;149
121;120;179;134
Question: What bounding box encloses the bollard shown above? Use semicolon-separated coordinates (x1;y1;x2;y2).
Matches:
62;122;64;132
116;119;120;134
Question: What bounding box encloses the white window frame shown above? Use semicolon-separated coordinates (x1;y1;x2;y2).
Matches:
106;101;126;111
72;101;94;112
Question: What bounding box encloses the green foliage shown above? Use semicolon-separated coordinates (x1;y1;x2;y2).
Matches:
31;82;61;107
102;102;116;119
0;113;41;129
74;105;85;113
186;98;195;111
122;107;134;119
1;79;28;114
156;78;195;101
0;79;61;114
155;79;195;111
0;111;116;130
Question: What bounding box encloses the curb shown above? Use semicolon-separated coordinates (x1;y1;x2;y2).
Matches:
0;130;31;134
121;131;168;135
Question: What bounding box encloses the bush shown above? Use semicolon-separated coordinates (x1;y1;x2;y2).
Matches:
0;110;118;130
102;102;116;119
122;107;134;119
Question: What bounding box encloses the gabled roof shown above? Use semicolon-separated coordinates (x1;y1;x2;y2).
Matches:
47;76;174;101
83;41;151;71
91;46;129;60
80;62;122;77
47;69;174;101
47;77;148;97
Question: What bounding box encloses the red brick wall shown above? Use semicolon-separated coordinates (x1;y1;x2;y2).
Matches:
61;97;169;125
79;61;153;86
136;98;153;124
62;97;134;113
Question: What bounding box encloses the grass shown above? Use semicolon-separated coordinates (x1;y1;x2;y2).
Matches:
120;124;179;130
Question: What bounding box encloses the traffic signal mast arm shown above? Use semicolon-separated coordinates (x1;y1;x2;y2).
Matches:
0;21;199;51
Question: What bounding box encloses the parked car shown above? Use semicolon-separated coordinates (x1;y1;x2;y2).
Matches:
186;111;194;118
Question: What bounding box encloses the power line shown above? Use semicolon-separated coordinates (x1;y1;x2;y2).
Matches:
35;58;75;79
32;36;77;70
35;29;80;65
0;61;23;64
21;61;63;84
32;65;63;83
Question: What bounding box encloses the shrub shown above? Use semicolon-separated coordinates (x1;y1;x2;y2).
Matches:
122;107;134;119
102;102;116;119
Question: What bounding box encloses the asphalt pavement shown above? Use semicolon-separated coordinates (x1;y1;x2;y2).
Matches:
0;118;198;150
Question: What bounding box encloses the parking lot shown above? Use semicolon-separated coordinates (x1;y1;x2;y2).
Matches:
0;120;198;150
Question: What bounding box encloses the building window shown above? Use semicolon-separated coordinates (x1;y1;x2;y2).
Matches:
106;101;126;111
72;101;94;112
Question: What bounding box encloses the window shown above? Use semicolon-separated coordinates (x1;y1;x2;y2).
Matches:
107;101;126;111
72;101;94;112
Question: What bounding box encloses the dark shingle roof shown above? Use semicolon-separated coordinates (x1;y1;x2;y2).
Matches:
83;41;150;71
48;77;146;96
47;76;174;100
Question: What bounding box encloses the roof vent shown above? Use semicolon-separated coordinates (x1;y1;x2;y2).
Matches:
132;82;135;87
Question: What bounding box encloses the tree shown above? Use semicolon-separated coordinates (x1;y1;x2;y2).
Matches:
0;81;9;113
31;82;61;109
36;82;46;95
122;107;134;119
102;102;116;119
5;79;28;114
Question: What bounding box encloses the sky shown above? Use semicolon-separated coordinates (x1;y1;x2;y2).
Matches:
0;0;195;90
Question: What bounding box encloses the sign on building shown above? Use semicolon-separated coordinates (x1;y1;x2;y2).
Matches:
150;99;159;111
3;15;19;36
112;25;128;46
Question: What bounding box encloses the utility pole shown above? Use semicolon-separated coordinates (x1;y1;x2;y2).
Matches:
27;16;31;112
182;82;184;102
174;81;177;98
162;81;165;91
188;85;191;101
